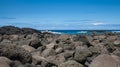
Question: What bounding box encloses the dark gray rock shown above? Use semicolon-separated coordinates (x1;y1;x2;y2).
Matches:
29;39;42;49
11;60;24;67
0;26;22;35
74;46;92;63
63;50;74;59
0;44;32;63
0;26;40;35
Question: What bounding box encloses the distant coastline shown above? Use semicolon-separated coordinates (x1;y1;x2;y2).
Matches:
41;30;120;35
0;26;120;35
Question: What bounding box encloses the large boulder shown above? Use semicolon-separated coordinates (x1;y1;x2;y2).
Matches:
21;45;35;52
32;55;56;67
0;57;12;67
74;46;92;63
32;46;53;66
46;54;65;65
41;48;56;57
63;50;74;59
56;34;72;45
89;44;109;54
32;55;47;65
0;44;32;63
46;43;57;49
58;60;84;67
89;54;120;67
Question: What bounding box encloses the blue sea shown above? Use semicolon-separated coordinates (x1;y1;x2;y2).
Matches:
41;30;120;35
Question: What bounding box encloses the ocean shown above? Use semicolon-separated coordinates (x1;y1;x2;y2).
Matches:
41;30;120;35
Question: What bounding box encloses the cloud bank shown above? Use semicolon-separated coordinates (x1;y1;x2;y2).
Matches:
91;22;105;25
0;17;16;19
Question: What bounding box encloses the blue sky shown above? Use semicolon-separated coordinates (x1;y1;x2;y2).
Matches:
0;0;120;30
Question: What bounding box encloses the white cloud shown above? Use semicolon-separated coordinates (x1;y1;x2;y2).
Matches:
92;22;104;25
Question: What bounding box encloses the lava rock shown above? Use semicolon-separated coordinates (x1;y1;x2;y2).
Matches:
0;56;12;67
0;44;32;63
32;55;47;65
21;45;35;52
29;39;42;49
55;47;64;54
41;48;56;57
74;46;92;63
89;54;120;67
46;54;65;66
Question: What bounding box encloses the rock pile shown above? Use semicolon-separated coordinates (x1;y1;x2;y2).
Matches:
0;26;120;67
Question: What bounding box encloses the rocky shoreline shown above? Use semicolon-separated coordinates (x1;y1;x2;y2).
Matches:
0;26;120;67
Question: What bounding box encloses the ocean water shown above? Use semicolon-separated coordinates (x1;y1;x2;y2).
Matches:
41;30;120;35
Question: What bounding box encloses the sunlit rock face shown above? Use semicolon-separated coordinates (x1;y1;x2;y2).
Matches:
89;54;120;67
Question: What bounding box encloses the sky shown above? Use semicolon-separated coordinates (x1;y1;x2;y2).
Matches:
0;0;120;30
